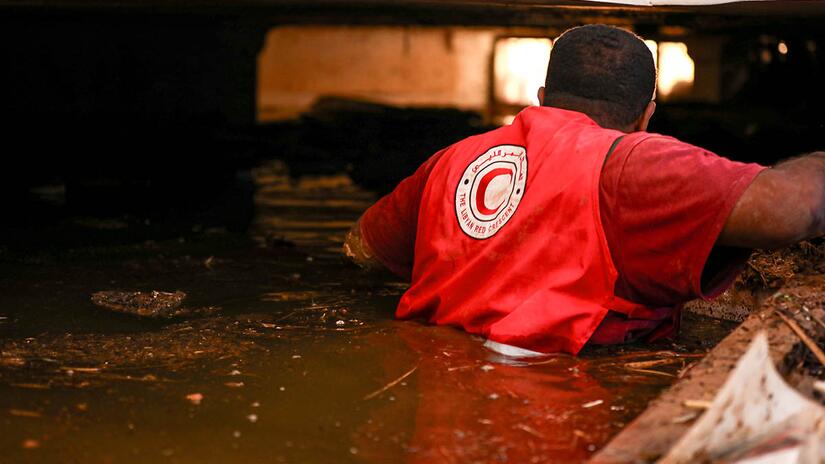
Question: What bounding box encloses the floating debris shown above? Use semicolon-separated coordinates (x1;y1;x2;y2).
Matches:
12;383;50;390
626;368;677;378
582;400;604;409
9;409;41;418
186;393;204;405
515;423;545;439
21;439;40;449
59;366;101;374
0;356;26;367
91;290;220;319
363;364;418;400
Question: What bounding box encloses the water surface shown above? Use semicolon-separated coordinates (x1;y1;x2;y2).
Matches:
0;163;734;463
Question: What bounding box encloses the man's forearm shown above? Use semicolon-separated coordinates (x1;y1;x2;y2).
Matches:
775;152;825;239
719;151;825;249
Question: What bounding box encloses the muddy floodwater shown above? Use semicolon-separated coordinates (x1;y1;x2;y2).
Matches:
0;162;735;463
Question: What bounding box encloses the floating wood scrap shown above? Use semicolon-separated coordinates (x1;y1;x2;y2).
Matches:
624;358;684;370
627;368;676;378
363;364;418;400
58;366;101;373
682;399;712;410
9;409;42;418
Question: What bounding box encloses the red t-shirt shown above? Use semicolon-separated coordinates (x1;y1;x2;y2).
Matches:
360;112;766;341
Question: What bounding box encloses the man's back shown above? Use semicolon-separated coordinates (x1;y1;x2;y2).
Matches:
366;107;632;353
354;106;765;353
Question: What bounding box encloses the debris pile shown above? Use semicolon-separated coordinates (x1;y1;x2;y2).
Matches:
91;290;220;319
740;240;825;290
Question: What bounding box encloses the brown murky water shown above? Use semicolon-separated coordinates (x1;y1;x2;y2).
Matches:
0;162;734;463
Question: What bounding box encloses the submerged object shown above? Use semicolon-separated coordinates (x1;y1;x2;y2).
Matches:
90;290;219;319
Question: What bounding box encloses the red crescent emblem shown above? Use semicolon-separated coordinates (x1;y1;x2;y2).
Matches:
475;168;512;216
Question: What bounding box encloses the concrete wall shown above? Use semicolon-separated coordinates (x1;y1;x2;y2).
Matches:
256;26;726;121
257;26;497;121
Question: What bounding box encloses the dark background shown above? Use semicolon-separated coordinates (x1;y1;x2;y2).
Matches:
3;0;825;238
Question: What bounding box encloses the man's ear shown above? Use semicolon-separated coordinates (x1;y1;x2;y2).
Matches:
635;100;656;132
537;87;545;106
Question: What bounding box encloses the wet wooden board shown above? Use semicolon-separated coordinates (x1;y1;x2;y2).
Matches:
591;280;825;464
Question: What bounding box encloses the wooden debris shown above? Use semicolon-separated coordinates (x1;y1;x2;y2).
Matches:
775;310;825;367
59;366;101;373
627;368;677;378
363;364;418;400
624;358;683;369
9;409;42;418
682;400;713;410
515;423;545;438
21;439;40;449
11;383;50;390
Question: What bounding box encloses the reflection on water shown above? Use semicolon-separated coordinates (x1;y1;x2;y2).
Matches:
0;161;734;463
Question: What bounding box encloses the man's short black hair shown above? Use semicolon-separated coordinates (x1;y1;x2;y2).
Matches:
543;24;656;129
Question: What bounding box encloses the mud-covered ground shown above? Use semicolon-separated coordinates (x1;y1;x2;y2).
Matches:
0;162;736;463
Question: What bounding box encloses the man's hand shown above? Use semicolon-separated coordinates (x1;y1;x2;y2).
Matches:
719;152;825;249
343;217;388;272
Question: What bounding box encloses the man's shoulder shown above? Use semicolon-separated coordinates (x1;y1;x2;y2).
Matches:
603;129;766;204
617;132;692;155
606;131;720;176
600;130;762;211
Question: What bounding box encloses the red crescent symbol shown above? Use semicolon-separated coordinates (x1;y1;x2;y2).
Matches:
475;168;512;216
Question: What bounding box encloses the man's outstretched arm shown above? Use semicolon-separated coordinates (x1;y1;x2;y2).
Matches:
343;218;386;272
719;152;825;249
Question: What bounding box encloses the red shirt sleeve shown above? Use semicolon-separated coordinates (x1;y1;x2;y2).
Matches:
599;134;767;306
359;148;449;279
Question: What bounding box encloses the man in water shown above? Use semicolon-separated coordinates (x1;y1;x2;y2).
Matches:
343;24;825;355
